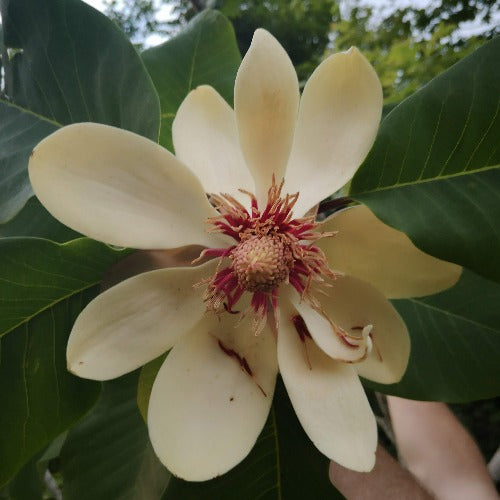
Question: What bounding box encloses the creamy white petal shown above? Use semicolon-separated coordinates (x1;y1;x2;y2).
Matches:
310;273;410;384
148;312;277;481
234;29;299;203
29;123;225;249
319;205;462;298
285;48;382;217
172;86;254;203
67;260;216;380
278;300;377;471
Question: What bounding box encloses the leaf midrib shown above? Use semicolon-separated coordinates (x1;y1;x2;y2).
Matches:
353;163;499;195
0;98;62;128
403;297;499;334
0;280;100;338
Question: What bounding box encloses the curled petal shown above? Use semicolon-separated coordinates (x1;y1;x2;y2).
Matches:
29;123;225;249
285;48;382;217
234;29;299;203
173;85;254;203
286;289;369;363
148;311;277;481
278;300;377;472
306;274;410;384
319;205;462;298
67;260;217;380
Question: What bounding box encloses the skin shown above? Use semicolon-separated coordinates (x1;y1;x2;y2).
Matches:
387;397;498;500
330;398;499;500
330;445;433;499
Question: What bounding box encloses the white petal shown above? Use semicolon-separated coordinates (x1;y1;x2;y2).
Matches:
234;29;299;203
67;260;216;380
278;300;377;472
172;86;254;203
319;205;462;298
305;274;410;384
285;48;382;217
148;312;277;481
29;123;225;249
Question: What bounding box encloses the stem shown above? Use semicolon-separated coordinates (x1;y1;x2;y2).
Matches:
44;470;62;500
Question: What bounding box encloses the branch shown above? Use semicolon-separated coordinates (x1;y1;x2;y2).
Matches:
190;0;205;12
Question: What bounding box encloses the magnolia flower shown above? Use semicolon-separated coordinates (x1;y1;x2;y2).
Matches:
28;30;461;481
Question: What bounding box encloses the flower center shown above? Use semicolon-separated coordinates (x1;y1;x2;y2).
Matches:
197;177;338;333
232;235;294;292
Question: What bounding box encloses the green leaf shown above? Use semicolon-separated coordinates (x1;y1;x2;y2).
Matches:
350;37;500;283
0;197;80;242
0;0;160;141
162;379;342;499
366;270;500;402
5;454;44;500
0;238;128;486
0;238;129;337
0;101;58;223
142;9;241;151
60;372;170;500
0;287;100;489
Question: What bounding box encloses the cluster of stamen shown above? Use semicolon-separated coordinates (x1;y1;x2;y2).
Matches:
197;178;338;334
232;235;293;292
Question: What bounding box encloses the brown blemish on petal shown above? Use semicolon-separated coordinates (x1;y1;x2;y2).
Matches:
217;339;267;397
291;314;313;370
291;314;312;342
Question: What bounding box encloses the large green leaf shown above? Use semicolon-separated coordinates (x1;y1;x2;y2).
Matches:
61;373;170;500
142;9;241;151
0;238;128;486
160;379;342;500
0;287;100;489
3;453;44;500
0;102;58;223
0;0;161;223
0;238;128;337
0;0;159;139
366;270;500;402
351;37;500;283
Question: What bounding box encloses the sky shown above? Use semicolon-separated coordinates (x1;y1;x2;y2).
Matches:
82;0;498;46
